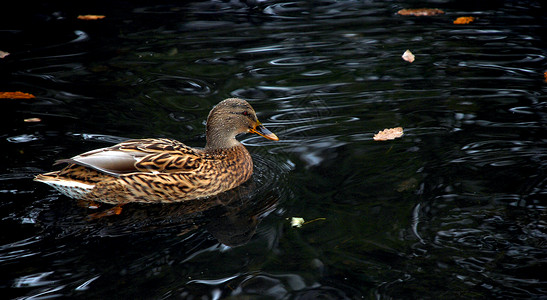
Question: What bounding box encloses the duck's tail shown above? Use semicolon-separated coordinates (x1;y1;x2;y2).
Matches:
35;172;95;199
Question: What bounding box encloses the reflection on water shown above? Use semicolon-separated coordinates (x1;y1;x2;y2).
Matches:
1;0;546;298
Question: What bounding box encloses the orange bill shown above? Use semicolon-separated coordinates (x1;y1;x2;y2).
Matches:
250;123;279;141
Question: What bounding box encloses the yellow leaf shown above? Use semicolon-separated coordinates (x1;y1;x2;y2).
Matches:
402;50;415;63
77;15;106;20
0;51;9;59
0;91;36;99
290;217;305;228
397;8;444;16
373;127;404;141
288;217;326;228
453;16;475;24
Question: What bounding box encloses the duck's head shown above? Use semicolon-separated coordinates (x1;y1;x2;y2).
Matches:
205;98;278;149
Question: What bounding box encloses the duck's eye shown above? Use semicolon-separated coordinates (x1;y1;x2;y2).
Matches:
242;111;249;116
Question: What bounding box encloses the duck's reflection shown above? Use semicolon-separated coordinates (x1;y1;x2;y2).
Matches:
67;179;279;247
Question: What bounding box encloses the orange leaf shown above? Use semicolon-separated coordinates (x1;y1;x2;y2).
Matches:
397;8;444;16
402;50;415;63
0;91;36;99
77;15;106;20
453;16;475;24
24;118;41;123
373;127;404;141
544;71;547;83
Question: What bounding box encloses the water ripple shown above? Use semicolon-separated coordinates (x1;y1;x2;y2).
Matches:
450;139;545;168
269;56;330;66
2;1;546;299
6;134;41;143
151;75;212;96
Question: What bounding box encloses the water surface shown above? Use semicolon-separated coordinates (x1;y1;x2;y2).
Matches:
1;0;546;298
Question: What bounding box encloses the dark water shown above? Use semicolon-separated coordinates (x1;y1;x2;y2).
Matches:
2;0;546;299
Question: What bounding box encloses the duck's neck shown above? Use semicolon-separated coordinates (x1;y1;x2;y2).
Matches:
204;128;241;150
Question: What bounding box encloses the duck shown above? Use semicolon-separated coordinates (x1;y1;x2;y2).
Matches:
34;98;279;204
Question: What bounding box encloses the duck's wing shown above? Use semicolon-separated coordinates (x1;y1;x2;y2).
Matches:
56;138;205;177
131;139;206;173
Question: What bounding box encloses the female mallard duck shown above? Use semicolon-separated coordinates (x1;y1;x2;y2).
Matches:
35;98;278;204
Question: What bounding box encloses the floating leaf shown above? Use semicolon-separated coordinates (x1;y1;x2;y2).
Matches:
290;217;305;228
453;16;475;24
544;71;547;83
373;127;404;141
0;91;36;99
0;51;9;59
77;15;106;20
288;217;326;228
24;118;41;123
397;8;444;16
402;50;415;63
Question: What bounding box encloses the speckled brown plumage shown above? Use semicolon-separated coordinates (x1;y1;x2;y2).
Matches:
35;98;278;204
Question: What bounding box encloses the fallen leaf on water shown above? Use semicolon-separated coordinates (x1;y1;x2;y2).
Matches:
24;118;41;123
288;217;326;228
77;15;106;20
290;217;305;228
0;51;9;59
402;50;415;63
397;8;444;16
373;127;404;141
453;16;475;24
544;71;547;82
0;91;36;99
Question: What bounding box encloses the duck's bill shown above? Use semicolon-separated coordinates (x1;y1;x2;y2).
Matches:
250;124;279;141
